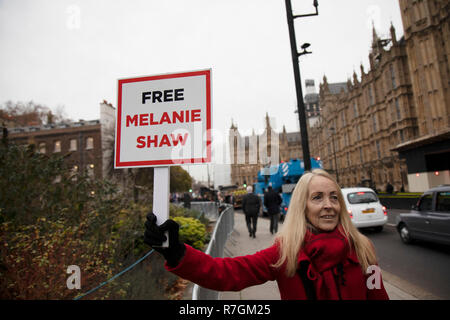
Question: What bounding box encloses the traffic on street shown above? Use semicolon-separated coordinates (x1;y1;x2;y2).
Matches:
365;208;450;299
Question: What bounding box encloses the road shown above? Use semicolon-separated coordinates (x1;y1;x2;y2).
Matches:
361;209;450;299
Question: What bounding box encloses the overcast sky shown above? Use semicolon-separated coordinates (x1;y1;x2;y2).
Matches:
0;0;404;183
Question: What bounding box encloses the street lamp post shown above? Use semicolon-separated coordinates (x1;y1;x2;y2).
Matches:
329;127;339;184
284;0;319;172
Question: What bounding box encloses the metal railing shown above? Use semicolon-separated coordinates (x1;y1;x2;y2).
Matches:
190;201;221;221
192;204;235;300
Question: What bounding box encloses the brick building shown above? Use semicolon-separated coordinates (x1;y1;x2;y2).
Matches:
4;101;116;180
6;120;103;179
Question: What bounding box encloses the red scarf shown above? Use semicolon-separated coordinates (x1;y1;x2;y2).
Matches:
298;226;354;300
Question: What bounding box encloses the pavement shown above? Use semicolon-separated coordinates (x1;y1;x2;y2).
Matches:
218;210;427;300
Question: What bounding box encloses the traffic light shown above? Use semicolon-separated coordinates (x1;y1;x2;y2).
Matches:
243;181;247;188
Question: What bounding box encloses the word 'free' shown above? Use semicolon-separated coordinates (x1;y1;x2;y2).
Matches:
142;88;184;104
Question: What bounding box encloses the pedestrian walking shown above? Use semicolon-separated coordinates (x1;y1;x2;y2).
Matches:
224;192;234;206
182;192;191;209
241;186;261;238
385;182;394;194
264;186;282;235
144;169;389;300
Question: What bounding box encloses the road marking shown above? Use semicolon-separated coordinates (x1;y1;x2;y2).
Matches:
386;223;396;227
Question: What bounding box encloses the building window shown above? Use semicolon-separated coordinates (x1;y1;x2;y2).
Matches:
86;137;94;150
376;141;381;159
353;103;359;118
372;114;377;132
54;140;61;153
368;86;374;106
87;164;95;177
71;165;79;181
359;147;363;163
395;98;401;120
390;64;397;89
38;142;46;154
70;139;77;151
399;130;405;143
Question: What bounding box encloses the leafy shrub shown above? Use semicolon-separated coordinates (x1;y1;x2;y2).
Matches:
170;204;208;225
0;140;211;299
0;217;118;299
172;217;206;250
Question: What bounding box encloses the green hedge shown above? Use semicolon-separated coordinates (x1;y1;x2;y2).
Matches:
172;216;206;250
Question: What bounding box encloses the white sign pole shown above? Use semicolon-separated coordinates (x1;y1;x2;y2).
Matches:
116;70;212;248
153;166;170;247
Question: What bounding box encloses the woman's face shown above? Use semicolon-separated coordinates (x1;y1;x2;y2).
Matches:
306;175;341;232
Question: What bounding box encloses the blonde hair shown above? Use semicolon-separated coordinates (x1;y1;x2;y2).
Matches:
272;169;377;277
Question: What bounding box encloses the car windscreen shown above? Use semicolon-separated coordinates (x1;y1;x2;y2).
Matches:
347;191;379;204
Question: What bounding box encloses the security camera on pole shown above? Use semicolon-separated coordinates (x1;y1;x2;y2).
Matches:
285;0;319;172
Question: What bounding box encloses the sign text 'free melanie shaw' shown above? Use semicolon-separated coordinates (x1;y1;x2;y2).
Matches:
115;70;212;168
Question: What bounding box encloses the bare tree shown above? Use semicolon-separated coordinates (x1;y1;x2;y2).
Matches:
0;101;71;127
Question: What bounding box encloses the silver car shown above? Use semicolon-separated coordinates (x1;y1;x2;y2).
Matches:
396;185;450;245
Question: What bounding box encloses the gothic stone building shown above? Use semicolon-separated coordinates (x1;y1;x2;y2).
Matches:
310;0;449;192
229;113;302;187
394;0;450;191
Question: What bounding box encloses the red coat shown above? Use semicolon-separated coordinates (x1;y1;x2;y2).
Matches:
165;242;389;300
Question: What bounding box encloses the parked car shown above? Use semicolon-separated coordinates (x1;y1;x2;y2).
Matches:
341;187;387;232
395;185;450;245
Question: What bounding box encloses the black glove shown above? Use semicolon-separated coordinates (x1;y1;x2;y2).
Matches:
144;212;186;267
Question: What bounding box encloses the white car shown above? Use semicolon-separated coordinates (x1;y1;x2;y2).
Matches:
341;187;387;232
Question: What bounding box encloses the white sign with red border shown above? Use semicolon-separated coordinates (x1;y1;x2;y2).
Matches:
115;69;212;168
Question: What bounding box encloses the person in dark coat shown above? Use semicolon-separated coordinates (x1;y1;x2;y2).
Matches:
144;169;389;300
224;192;234;206
386;182;394;194
241;186;261;238
182;192;191;209
264;186;282;235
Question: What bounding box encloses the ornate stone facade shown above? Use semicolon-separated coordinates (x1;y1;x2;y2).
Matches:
310;0;450;192
229;113;302;187
310;23;413;192
399;0;449;136
393;0;450;192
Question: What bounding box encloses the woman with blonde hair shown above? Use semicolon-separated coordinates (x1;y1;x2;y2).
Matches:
144;169;389;300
